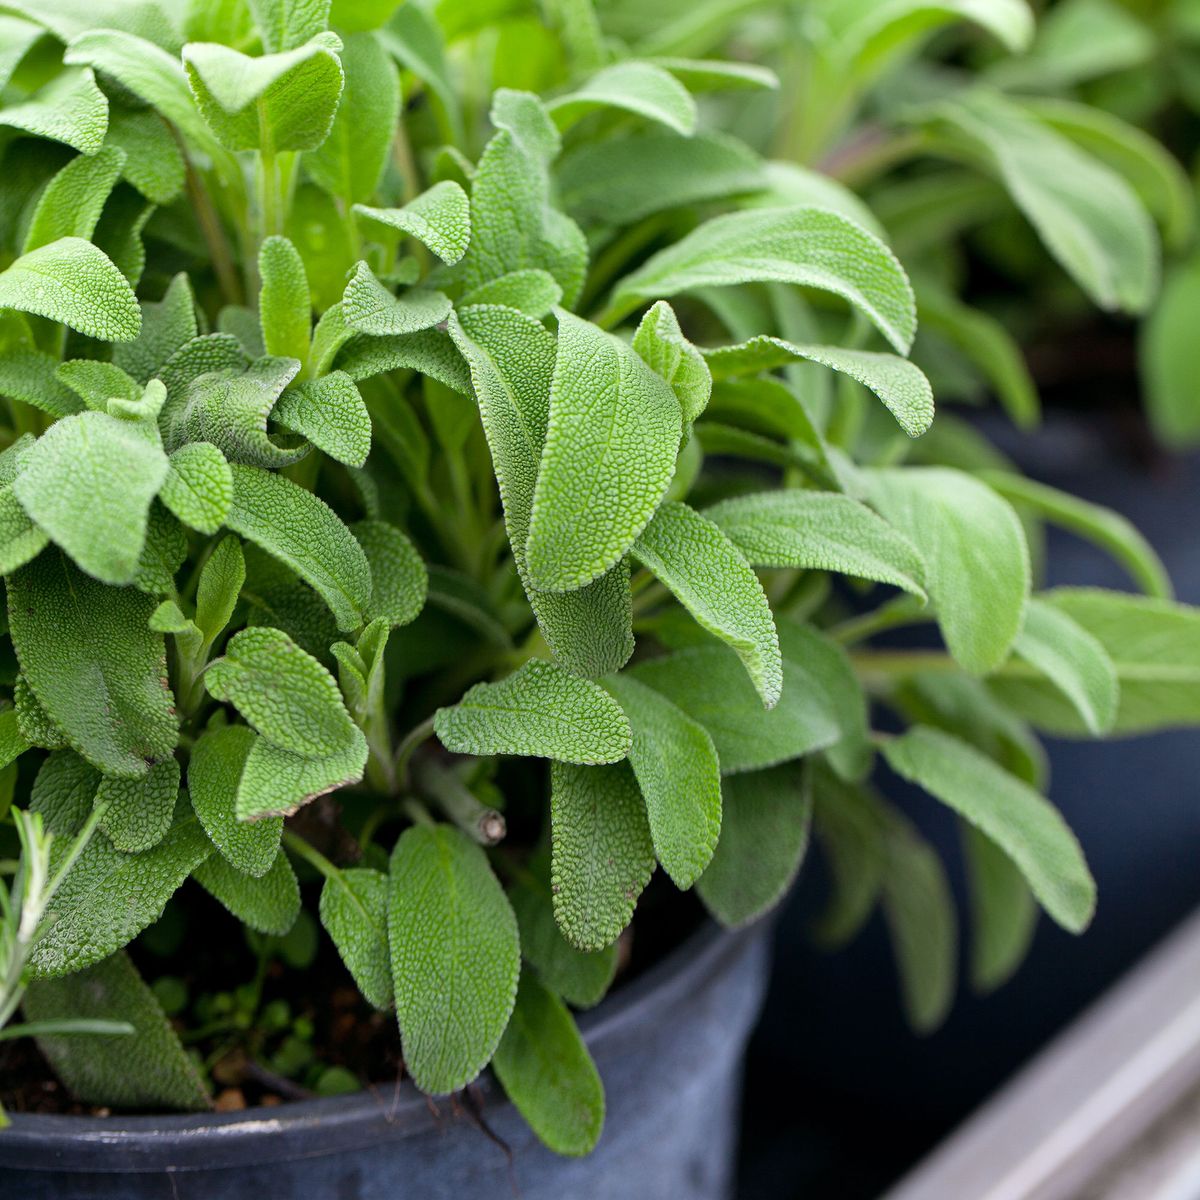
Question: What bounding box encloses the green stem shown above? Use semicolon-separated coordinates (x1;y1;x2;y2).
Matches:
281;829;341;883
392;715;437;788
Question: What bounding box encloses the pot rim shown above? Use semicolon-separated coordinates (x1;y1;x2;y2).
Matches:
0;918;759;1171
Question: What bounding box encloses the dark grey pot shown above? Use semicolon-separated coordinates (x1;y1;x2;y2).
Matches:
0;921;769;1200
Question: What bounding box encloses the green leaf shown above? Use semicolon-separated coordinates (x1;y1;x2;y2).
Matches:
977;469;1170;599
22;145;125;254
15;677;70;754
0;351;82;418
29;807;211;976
0;13;43;92
235;727;367;818
388;823;520;1093
633;501;781;707
353;520;427;627
703;336;933;437
13;408;169;586
606;206;917;354
189;725;282;876
0;68;108;155
23;951;209;1110
459;269;562;316
493;968;605;1157
225;463;372;631
922;92;1158;314
319;866;392;1009
548;61;696;135
962;823;1038;993
435;659;631;765
631;645;841;774
132;503;187;596
194;849;300;936
97;756;180;853
449;306;633;677
868;467;1029;674
9;552;177;777
354;181;471;265
0;238;140;342
336;326;472;393
342;262;452;336
0;709;30;772
206;626;360;757
696;761;811;927
632;301;711;425
258;236;312;364
183;32;345;153
113;273;198;385
195;534;246;651
882;725;1095;932
377;2;462;143
508;876;617;1009
160;442;233;535
272;372;371;467
30;750;99;835
706;489;927;599
106;107;186;205
551;761;656;950
1012;596;1117;736
250;0;332;52
0;488;49;575
1142;259;1200;448
526;310;682;592
650;55;779;90
602;674;721;889
57;359;141;412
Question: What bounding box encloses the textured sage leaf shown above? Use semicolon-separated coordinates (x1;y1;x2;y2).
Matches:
1142;259;1200;447
132;503;187;597
388;824;520;1094
634;502;781;707
160;442;233;534
354;181;471;265
550;761;655;950
23;952;210;1111
632;301;711;425
250;0;332;53
962;822;1038;993
336;326;472;393
0;238;140;342
0;351;82;418
235;726;368;818
342;262;452;336
1012;596;1118;736
225;463;372;631
97;756;180;853
978;469;1170;599
258;236;312;364
607;206;917;354
548;61;695;135
632;645;841;774
508;876;617;1009
435;659;631;765
13;408;169;586
649;55;779;90
706;490;926;599
205;626;359;757
882;725;1095;932
0;487;49;575
923;91;1158;314
319;866;392;1009
30;750;100;836
353;520;427;627
493;968;605;1157
305;31;399;205
15;677;70;754
703;336;934;436
23;144;125;254
29;808;211;977
189;725;281;876
158;337;254;441
272;372;371;466
449;306;633;677
0;13;42;92
56;359;140;412
990;587;1200;736
696;762;811;927
106;107;186;205
602;674;721;890
9;552;177;777
0;68;108;154
527;310;682;592
0;708;30;772
194;849;300;936
377;1;462;143
113;272;198;385
184;33;345;153
868;467;1029;674
459;269;562;316
195;535;246;652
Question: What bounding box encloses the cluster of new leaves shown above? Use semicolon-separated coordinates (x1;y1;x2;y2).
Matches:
0;0;1196;1162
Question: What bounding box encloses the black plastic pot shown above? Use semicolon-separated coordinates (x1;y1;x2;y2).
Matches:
1;921;769;1199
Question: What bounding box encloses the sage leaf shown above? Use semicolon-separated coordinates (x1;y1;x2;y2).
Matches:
225;463;372;631
548;61;696;135
696;762;811;927
550;761;655;950
236;727;367;819
23;144;125;253
189;725;282;877
459;269;562;316
97;756;180;854
195;534;246;651
881;725;1095;933
30;750;99;836
962;823;1038;993
160;442;233;534
0;351;82;418
194;850;300;936
527;310;682;592
353;519;427;627
9;552;178;778
388;824;520;1093
632;300;711;425
435;659;631;765
272;372;371;467
258;236;312;364
106;107;186;205
0;68;108;154
56;359;140;411
492;968;605;1157
113;272;198;385
342;262;452;336
354;181;471;265
319;866;392;1009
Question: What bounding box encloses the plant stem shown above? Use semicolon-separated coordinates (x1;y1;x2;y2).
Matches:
393;715;437;788
281;829;341;883
185;155;242;306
